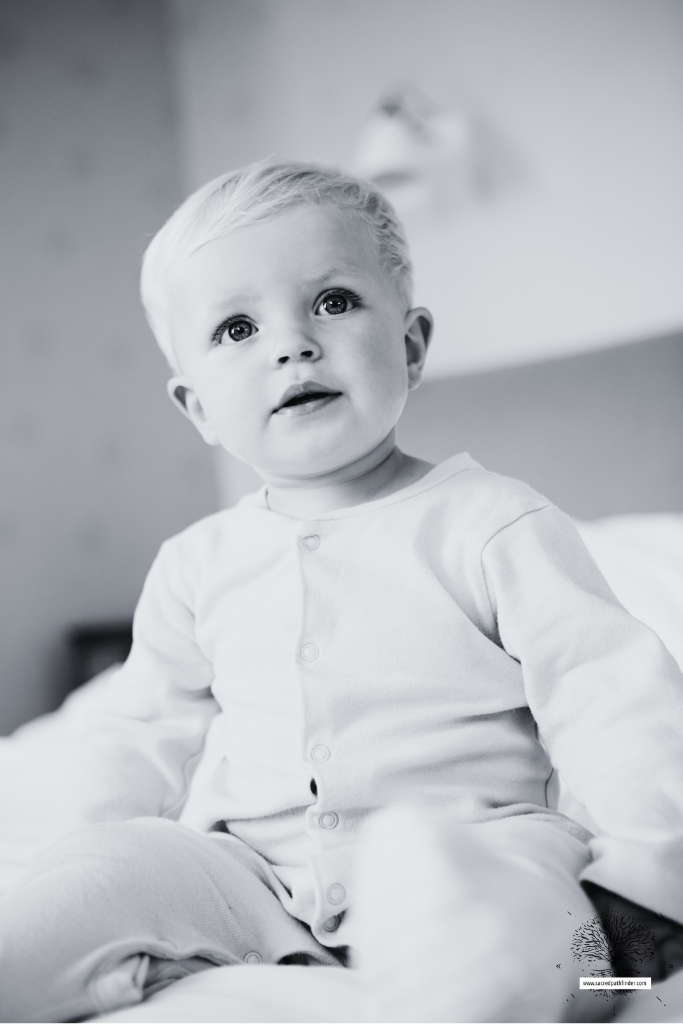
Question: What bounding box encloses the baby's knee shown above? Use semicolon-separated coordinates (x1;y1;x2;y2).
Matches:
31;817;177;894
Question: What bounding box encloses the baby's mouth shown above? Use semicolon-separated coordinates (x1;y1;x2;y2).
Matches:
274;382;342;416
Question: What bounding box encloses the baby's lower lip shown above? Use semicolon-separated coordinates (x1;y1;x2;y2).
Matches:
274;393;341;417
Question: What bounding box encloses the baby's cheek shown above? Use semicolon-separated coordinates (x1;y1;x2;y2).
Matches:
211;406;266;462
373;369;411;429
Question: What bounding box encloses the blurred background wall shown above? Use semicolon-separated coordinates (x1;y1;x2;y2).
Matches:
1;0;682;730
0;0;217;733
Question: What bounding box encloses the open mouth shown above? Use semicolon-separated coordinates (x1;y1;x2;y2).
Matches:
274;383;342;416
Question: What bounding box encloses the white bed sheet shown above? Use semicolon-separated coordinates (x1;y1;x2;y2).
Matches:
96;963;683;1024
1;513;683;1022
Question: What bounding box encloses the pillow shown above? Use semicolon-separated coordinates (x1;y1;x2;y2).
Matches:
575;514;683;671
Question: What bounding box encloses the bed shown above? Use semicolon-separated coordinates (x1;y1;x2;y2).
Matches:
2;334;683;1023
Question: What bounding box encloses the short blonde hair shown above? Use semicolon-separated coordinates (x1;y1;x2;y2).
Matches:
140;160;413;370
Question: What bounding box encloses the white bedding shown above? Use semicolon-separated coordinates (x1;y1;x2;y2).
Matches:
576;514;683;672
2;513;683;1022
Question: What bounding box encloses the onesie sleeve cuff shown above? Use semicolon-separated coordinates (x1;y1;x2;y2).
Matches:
581;835;683;926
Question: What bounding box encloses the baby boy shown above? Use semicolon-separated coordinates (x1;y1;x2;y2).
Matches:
2;161;683;1023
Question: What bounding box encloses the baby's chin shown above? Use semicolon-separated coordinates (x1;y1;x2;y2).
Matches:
258;442;398;493
255;459;363;489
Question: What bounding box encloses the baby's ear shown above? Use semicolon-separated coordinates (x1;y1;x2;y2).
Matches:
404;307;433;391
166;376;220;446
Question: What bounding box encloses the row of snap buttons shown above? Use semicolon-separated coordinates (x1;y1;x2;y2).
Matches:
298;532;342;929
300;533;341;919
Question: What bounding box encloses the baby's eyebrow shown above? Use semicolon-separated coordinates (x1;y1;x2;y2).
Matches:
305;265;362;286
206;293;259;316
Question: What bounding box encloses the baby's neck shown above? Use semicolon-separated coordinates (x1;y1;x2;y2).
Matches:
262;441;435;520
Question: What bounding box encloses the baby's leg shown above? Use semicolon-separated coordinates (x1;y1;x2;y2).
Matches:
0;818;338;1023
356;808;606;1023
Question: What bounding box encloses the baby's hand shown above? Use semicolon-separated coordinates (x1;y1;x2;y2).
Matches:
584;881;683;981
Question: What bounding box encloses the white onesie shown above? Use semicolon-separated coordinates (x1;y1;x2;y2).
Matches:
62;454;683;947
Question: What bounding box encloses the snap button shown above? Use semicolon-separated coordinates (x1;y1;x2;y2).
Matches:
311;745;330;762
301;534;320;550
327;883;346;905
322;914;340;932
300;643;318;662
319;811;339;829
244;951;262;964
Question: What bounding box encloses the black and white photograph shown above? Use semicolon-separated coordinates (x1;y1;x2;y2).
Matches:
1;2;683;1021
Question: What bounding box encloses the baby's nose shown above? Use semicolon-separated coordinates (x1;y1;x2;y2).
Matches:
277;347;315;365
271;333;322;366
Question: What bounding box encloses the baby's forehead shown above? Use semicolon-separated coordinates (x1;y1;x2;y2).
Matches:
178;204;390;294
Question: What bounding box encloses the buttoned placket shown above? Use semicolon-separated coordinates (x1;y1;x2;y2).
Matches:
298;526;333;808
296;524;349;935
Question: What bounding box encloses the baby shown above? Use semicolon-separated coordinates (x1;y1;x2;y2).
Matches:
2;161;683;1023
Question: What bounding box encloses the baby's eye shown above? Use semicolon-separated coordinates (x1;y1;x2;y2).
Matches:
315;290;359;317
214;319;256;345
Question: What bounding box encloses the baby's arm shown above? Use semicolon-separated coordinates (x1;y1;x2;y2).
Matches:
51;537;217;840
481;504;683;935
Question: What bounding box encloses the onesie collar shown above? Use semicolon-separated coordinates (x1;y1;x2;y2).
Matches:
240;452;481;523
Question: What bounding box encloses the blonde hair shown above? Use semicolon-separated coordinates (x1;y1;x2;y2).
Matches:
140;160;413;370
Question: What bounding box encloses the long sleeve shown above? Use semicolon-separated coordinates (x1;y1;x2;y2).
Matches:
481;505;683;922
53;539;218;837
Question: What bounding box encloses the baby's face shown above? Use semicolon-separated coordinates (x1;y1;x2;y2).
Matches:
167;204;429;482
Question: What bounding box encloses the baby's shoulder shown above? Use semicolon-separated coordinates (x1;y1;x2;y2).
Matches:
431;456;554;548
156;492;265;573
